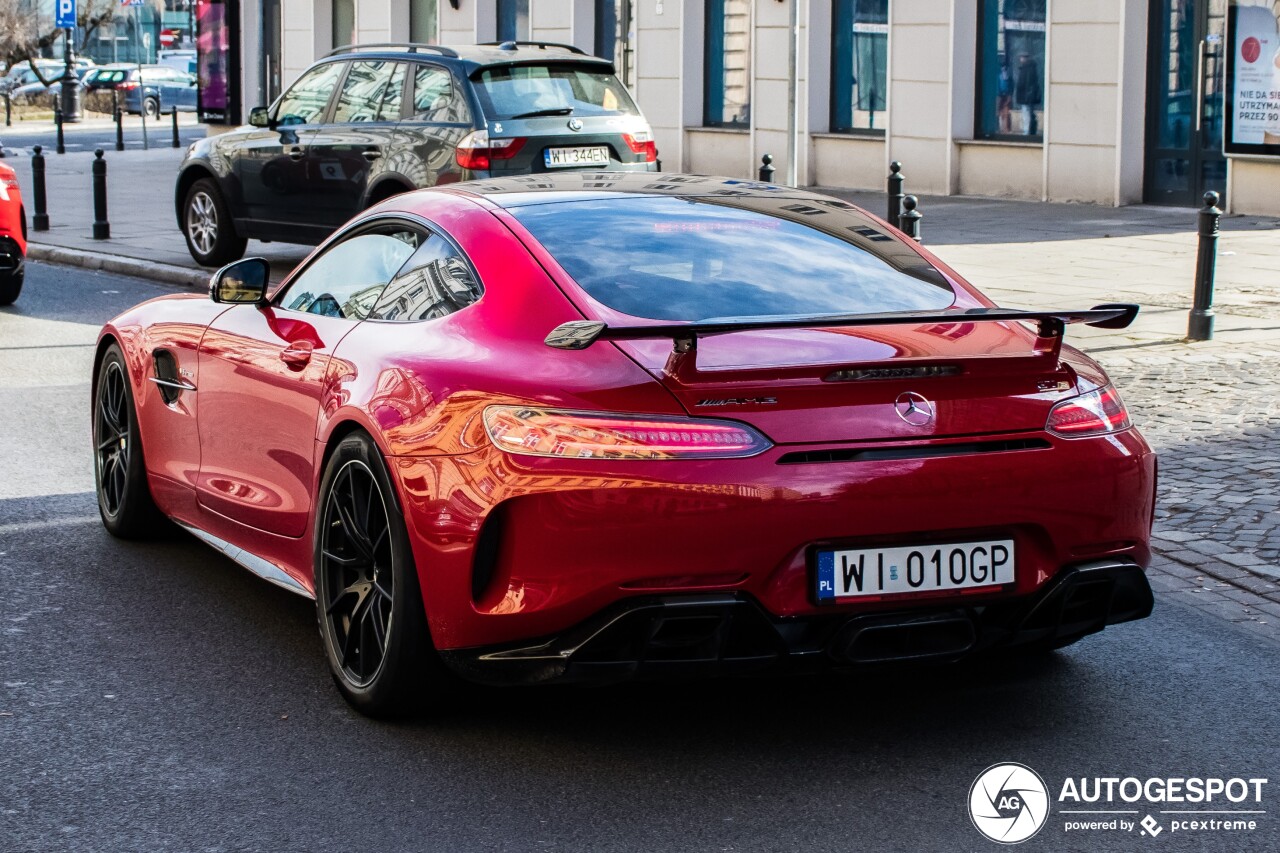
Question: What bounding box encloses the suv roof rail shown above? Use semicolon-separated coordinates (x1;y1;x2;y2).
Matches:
482;40;588;55
326;43;460;59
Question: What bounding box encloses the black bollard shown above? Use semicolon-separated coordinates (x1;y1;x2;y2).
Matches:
899;195;922;242
887;161;904;227
54;104;65;154
1187;191;1222;341
92;149;110;240
114;97;124;151
31;145;49;231
759;153;775;183
4;93;10;127
171;105;180;148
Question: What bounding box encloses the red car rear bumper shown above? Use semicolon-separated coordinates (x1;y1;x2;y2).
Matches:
395;426;1156;668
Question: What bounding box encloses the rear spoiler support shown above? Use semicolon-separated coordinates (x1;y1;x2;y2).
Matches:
543;304;1139;381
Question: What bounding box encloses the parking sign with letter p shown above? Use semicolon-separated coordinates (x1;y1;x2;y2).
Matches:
55;0;76;29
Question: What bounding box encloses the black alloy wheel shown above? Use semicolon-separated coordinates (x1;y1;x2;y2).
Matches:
93;344;162;538
315;432;452;716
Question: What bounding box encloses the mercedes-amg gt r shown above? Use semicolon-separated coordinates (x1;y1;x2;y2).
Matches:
94;173;1155;716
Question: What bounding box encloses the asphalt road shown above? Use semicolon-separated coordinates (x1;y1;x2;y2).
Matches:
1;117;207;156
2;263;1278;852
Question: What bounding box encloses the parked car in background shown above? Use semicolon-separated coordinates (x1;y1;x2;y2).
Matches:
95;65;198;117
0;161;26;305
157;49;197;76
175;41;658;266
0;58;94;94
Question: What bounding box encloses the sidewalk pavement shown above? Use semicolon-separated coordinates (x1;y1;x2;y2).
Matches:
6;148;1280;620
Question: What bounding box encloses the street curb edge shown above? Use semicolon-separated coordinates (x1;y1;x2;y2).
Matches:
28;243;208;289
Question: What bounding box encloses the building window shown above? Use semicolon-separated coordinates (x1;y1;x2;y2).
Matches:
410;0;438;43
976;0;1046;140
595;1;634;87
332;0;356;49
704;0;751;127
497;0;530;42
831;0;888;133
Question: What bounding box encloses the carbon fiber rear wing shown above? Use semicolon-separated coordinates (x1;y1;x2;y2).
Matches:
544;304;1140;353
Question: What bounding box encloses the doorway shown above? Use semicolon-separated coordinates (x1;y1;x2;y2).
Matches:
1144;0;1228;205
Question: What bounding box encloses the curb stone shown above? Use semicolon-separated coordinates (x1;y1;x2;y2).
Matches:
29;243;208;289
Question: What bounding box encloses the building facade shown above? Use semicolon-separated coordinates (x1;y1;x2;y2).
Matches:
221;0;1279;214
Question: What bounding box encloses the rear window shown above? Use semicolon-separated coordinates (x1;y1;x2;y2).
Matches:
473;64;639;120
510;196;955;321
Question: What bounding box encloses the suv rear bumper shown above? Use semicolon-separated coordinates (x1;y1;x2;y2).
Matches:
437;559;1153;686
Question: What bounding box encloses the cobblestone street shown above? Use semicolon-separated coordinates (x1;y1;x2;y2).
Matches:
1103;343;1280;635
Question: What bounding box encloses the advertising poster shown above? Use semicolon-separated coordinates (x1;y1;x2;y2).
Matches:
196;0;240;124
1226;0;1280;155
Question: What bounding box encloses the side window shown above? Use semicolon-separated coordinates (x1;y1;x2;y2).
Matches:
275;62;345;126
377;63;407;121
371;235;483;322
410;64;471;123
276;226;425;320
332;60;400;123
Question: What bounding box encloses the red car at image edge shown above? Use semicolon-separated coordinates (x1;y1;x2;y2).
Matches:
0;160;26;305
93;173;1156;716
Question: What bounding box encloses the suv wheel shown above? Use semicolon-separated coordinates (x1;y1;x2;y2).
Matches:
143;96;160;119
182;178;247;267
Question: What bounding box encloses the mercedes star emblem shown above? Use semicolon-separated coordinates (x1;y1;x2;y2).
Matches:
894;391;935;426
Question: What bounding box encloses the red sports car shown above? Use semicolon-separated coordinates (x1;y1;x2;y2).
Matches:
0;160;26;305
94;173;1155;716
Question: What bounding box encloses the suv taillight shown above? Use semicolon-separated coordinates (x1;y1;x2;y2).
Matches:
623;131;657;162
1046;385;1131;438
456;130;527;171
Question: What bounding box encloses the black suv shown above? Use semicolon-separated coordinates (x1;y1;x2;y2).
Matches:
175;41;658;266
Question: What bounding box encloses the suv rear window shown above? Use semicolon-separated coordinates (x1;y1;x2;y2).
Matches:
473;64;639;119
510;196;955;321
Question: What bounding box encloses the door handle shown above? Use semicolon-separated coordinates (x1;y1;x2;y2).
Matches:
288;146;304;161
280;341;314;368
362;149;382;161
1195;39;1206;133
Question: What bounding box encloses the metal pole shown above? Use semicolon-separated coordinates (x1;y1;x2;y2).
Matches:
54;104;65;154
4;93;10;127
899;195;922;242
887;161;904;226
1187;190;1221;341
759;153;776;183
60;27;83;123
92;149;110;240
785;0;800;187
171;102;180;148
114;94;125;151
30;146;49;231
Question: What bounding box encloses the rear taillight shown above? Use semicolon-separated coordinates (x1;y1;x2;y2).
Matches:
1046;385;1131;438
482;406;772;460
455;130;527;171
118;81;139;90
0;176;18;202
622;131;657;162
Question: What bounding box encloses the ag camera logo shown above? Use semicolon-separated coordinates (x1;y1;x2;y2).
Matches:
969;763;1050;844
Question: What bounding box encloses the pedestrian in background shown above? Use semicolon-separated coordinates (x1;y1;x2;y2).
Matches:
997;62;1012;133
1015;52;1041;136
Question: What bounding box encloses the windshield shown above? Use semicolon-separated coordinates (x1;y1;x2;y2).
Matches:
510;196;956;321
473;64;639;119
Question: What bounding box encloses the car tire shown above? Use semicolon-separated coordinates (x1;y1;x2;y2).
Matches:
314;431;456;717
94;343;165;539
0;267;22;306
182;178;247;267
143;96;160;119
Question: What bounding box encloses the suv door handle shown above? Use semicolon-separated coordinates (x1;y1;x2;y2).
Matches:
288;147;304;161
280;341;314;368
362;149;381;161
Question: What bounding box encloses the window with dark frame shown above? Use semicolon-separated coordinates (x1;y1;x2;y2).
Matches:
831;0;888;134
497;0;531;42
976;0;1046;141
703;0;751;128
410;0;439;44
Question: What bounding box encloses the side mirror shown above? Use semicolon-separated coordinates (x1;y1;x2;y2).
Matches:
249;105;271;128
210;257;271;305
